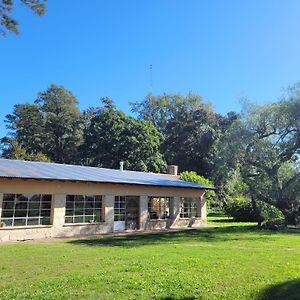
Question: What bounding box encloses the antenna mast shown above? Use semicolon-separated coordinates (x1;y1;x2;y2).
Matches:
149;64;153;94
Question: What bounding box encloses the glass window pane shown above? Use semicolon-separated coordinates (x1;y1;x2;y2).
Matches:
1;210;14;218
28;210;40;217
27;218;39;226
94;211;102;222
30;195;41;202
3;194;15;202
65;209;74;216
85;201;94;209
14;218;27;226
1;219;13;226
66;200;74;209
29;201;40;209
41;201;51;209
15;202;28;210
18;195;29;202
41;217;51;225
40;210;51;217
2;201;14;210
85;215;94;223
86;195;94;202
41;195;52;202
15;209;27;218
76;195;84;202
75;208;84;215
65;216;73;223
75;201;84;209
66;195;75;202
74;216;84;223
84;208;94;215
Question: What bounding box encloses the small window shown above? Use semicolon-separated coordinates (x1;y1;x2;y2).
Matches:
65;195;103;224
180;197;198;218
0;194;52;227
148;197;171;219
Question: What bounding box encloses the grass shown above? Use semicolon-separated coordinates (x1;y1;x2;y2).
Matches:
0;216;299;299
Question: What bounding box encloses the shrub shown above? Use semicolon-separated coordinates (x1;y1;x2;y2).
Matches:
256;201;285;229
224;196;256;222
224;196;285;228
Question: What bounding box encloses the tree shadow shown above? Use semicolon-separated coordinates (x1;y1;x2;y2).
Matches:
256;279;300;300
159;297;198;300
67;225;289;248
208;218;237;223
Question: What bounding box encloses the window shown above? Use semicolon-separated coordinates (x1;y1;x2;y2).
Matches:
114;196;126;221
148;197;170;219
65;195;103;224
1;194;52;227
180;197;198;218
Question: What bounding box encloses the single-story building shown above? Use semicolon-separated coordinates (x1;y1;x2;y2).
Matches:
0;158;215;242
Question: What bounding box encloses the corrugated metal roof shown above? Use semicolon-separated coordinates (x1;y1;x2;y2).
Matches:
0;158;215;190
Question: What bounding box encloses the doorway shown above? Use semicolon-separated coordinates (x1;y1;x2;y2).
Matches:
114;196;140;231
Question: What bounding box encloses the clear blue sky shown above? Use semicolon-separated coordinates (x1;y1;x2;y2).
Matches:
1;0;300;138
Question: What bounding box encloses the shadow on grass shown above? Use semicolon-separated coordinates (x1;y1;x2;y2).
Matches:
159;297;198;300
256;279;300;300
208;218;236;223
68;225;293;248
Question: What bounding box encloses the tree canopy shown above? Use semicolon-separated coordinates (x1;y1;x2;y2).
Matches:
1;84;299;225
131;93;238;177
0;0;47;36
81;98;166;172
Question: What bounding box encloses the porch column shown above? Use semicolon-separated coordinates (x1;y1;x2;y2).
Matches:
0;193;3;226
52;194;66;227
173;196;180;220
198;192;207;221
105;194;115;232
140;195;148;230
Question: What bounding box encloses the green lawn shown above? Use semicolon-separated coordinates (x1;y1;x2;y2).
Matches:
0;217;299;300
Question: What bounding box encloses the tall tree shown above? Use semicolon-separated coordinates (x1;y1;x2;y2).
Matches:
82;98;166;172
35;84;84;164
214;85;300;224
131;93;237;177
2;103;45;155
0;0;47;36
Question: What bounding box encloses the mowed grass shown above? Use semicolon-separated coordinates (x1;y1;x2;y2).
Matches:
0;217;299;299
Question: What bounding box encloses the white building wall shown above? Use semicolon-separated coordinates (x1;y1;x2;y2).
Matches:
0;179;208;242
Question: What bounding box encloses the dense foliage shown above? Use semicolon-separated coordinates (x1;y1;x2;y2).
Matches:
1;84;299;225
179;171;216;208
80;98;166;172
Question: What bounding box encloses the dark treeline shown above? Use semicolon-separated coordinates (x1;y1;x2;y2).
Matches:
1;83;299;225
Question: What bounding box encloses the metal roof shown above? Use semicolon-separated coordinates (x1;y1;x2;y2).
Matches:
0;158;215;190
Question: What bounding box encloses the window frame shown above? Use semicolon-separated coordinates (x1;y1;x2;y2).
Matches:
114;196;126;222
148;196;171;220
0;194;52;227
65;194;104;224
180;197;198;219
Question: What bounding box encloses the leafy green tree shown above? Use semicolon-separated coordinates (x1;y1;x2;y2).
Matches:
35;84;84;164
131;93;238;177
2;103;45;155
82;98;166;172
2;84;84;164
2;140;50;162
215;85;300;225
0;0;47;36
